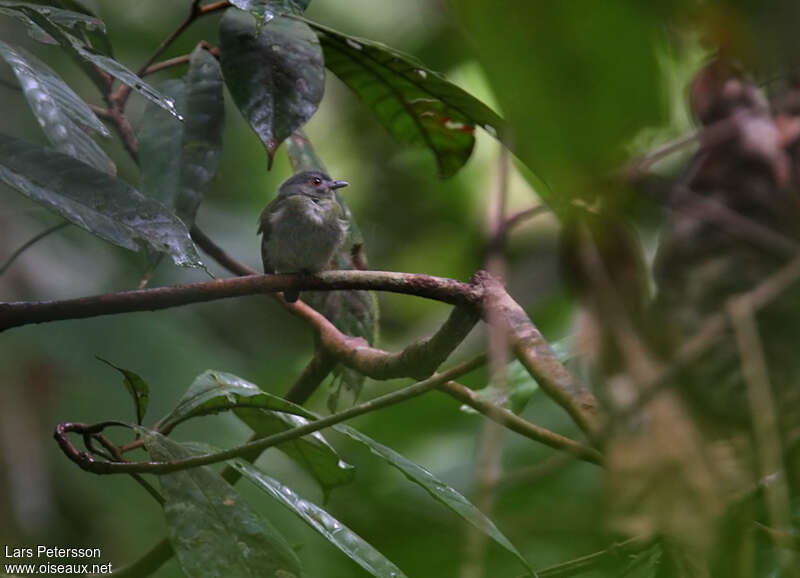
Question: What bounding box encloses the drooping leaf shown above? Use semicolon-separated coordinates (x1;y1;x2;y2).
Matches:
50;0;113;56
0;134;202;267
0;1;105;46
19;7;182;119
138;79;185;207
0;40;114;174
309;22;507;178
156;372;531;573
141;430;303;578
230;0;311;23
335;424;534;574
155;370;354;492
220;9;324;164
96;357;150;424
176;45;224;224
229;458;407;578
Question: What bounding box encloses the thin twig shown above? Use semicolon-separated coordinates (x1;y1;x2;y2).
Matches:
0;221;69;275
523;536;655;578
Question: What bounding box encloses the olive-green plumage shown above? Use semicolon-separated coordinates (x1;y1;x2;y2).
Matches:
258;170;349;302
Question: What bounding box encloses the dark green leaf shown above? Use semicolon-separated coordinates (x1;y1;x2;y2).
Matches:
96;357;149;424
176;45;224;224
138;79;185;208
235;408;355;493
229;459;407;578
0;134;202;267
51;0;113;56
19;7;181;119
141;431;303;578
0;1;105;47
310;22;506;178
157;372;530;572
230;0;311;22
0;40;114;174
335;424;534;574
156;370;354;492
220;9;324;164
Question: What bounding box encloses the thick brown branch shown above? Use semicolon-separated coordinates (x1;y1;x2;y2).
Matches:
475;271;602;437
0;270;480;332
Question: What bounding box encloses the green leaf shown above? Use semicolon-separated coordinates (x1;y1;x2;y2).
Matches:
230;0;311;22
156;370;354;492
335;424;534;574
138;79;185;207
18;7;182;119
0;40;114;174
229;458;407;578
96;357;149;425
220;9;324;164
176;45;224;224
141;431;303;578
457;1;666;209
158;373;530;573
0;134;202;267
0;1;105;46
309;22;506;178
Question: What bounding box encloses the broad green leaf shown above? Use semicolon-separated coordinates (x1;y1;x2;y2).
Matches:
141;431;303;578
158;374;531;573
176;45;224;224
96;357;149;425
220;9;323;164
156;370;354;492
0;134;202;267
457;1;666;210
19;7;181;119
230;458;407;578
138;79;185;207
156;370;306;432
230;0;311;23
335;424;534;574
309;22;506;178
49;0;113;56
284;131;379;408
0;40;114;174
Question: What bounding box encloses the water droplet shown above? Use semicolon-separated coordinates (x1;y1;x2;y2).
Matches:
483;124;497;137
444;119;467;131
345;38;362;51
416;69;427;79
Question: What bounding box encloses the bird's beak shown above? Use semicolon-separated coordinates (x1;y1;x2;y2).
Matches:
330;180;349;190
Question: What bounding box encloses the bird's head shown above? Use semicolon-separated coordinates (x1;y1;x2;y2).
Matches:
276;170;349;201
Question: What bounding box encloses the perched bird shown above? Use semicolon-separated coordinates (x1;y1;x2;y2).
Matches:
258;170;350;302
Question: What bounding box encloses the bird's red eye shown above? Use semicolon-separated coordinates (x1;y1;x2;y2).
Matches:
311;177;322;186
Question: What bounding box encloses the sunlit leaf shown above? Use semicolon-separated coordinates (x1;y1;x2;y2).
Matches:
96;357;150;424
220;9;323;164
19;7;182;119
0;134;202;267
0;40;114;174
156;370;355;492
309;22;507;178
141;431;303;578
229;459;407;578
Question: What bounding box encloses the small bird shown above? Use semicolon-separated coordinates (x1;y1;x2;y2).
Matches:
258;170;350;302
